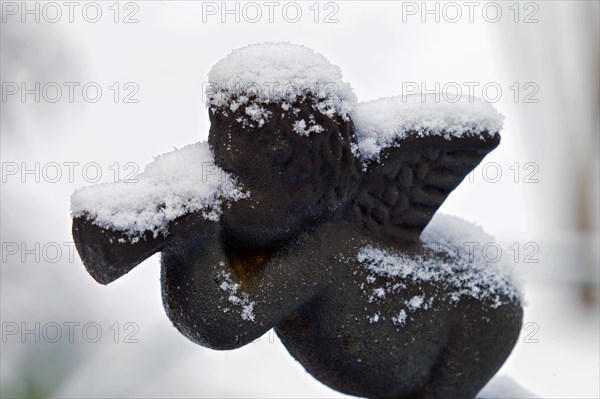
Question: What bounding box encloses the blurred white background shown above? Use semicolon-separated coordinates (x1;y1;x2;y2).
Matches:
1;1;598;398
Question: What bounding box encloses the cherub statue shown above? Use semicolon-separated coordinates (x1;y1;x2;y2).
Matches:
72;43;523;399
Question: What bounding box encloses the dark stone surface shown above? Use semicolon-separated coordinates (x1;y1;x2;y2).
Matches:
73;97;523;399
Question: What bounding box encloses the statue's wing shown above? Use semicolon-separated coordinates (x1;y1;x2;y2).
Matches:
349;133;500;244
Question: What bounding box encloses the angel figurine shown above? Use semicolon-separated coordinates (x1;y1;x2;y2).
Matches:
72;43;523;399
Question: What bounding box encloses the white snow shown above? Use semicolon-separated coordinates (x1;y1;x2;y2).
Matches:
352;94;504;162
406;295;425;311
368;287;386;303
292;119;324;136
244;103;272;128
392;309;407;326
357;213;522;310
70;142;247;240
218;268;256;322
207;42;357;127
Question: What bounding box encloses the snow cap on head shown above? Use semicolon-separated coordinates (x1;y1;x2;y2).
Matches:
207;42;357;119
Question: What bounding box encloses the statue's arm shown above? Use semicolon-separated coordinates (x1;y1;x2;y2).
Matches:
160;218;341;350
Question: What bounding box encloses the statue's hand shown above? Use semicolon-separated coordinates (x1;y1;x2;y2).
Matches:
72;212;219;285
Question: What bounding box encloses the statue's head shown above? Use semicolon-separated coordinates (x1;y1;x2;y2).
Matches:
206;43;360;248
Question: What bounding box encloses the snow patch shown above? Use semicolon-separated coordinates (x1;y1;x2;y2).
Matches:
392;309;407;326
368;287;386;303
243;103;272;128
292;119;324;136
70;142;248;241
357;214;522;317
218;267;256;322
352;94;504;162
406;295;425;311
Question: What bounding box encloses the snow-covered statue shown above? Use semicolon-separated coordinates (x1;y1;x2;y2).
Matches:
71;43;523;399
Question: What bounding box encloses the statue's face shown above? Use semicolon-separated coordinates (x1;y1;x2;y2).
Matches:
208;100;359;249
